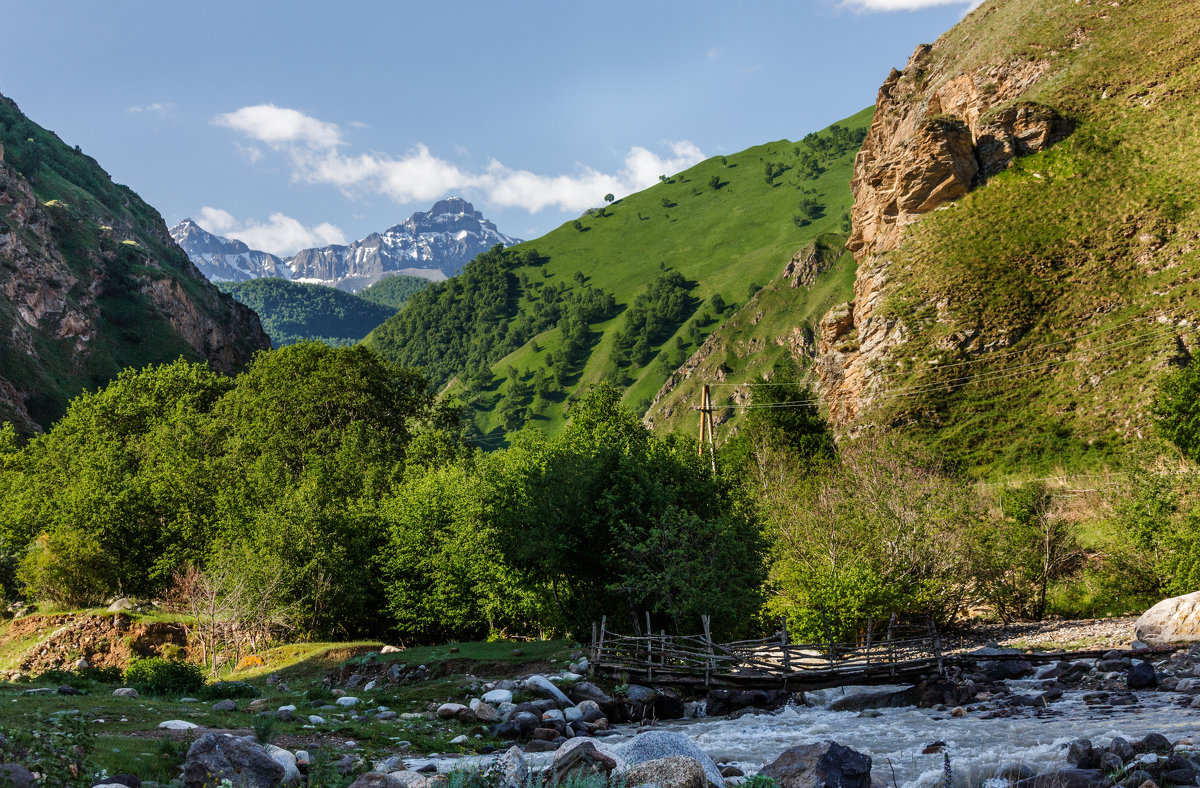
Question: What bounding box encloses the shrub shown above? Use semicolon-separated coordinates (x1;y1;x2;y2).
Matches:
124;656;205;696
17;528;117;607
0;712;94;788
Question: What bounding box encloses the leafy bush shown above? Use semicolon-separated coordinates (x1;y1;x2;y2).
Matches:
123;657;205;696
32;665;123;689
17;528;117;607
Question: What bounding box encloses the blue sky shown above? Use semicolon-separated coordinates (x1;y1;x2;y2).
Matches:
1;0;978;255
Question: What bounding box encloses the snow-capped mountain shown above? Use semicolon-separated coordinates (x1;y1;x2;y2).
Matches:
171;198;520;292
168;219;290;282
288;198;520;290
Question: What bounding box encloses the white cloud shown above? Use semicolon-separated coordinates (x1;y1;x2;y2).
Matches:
128;102;176;116
213;104;343;148
214;104;705;215
195;206;346;257
841;0;977;10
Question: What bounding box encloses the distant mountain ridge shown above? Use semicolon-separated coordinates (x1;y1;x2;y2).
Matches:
171;198;520;292
169;219;290;282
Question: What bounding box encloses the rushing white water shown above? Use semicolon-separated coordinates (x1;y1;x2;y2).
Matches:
639;687;1200;788
405;683;1200;786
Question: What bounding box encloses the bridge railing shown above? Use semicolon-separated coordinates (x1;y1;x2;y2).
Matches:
589;614;943;686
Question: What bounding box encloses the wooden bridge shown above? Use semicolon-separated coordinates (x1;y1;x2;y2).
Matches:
588;615;1175;691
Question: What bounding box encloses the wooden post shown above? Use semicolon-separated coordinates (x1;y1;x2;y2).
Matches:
661;629;667;675
595;616;607;678
865;616;874;668
928;617;944;676
886;613;897;677
781;618;791;675
696;385;716;473
701;615;714;688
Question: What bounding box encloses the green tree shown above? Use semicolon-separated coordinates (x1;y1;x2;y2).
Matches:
708;175;721;190
604;193;615;203
1154;356;1200;462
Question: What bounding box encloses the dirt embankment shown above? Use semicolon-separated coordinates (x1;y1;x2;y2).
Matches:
2;612;187;677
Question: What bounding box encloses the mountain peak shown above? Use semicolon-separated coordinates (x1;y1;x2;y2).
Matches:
428;197;477;218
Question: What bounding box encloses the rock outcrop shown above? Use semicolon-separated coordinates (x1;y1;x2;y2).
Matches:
817;40;1070;425
0;92;269;432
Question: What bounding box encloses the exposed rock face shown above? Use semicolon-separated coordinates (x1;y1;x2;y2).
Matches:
0;93;269;431
181;733;285;788
1136;592;1200;646
758;741;873;788
817;43;1070;425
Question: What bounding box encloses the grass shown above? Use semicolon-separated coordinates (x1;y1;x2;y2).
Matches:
823;0;1200;475
369;108;872;441
0;635;580;783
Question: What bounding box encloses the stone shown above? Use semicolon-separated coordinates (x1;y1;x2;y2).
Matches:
309;715;325;724
336;696;361;707
295;752;311;769
492;745;528;788
1129;662;1157;690
1068;740;1099;770
569;681;614;707
758;741;871;788
719;765;744;779
58;685;83;696
213;700;237;712
653;690;686;720
524;739;559;753
1109;738;1136;762
623;756;708;788
576;700;605;723
473;702;500;723
1013;769;1109;788
0;764;35;788
950;706;967;718
158;720;200;730
437;702;467;719
375;711;398;721
264;745;302;786
483;689;513;705
525;675;572;707
373;756;406;774
1100;753;1125;773
551;738;619;780
181;732;286;788
612;731;725;788
451;735;469;745
112;688;138;698
1138;733;1172;754
381;645;402;653
1136;592;1200;646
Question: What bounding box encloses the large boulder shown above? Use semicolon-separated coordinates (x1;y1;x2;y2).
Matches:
758;741;872;788
551;738;619;781
181;733;286;788
263;745;301;786
524;675;572;708
623;756;708;788
491;746;529;788
0;764;34;788
1136;592;1200;645
611;731;725;788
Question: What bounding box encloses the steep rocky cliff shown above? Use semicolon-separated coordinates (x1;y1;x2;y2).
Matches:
0;94;269;432
813;0;1199;468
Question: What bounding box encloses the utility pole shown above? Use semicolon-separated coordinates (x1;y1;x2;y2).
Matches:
696;384;716;473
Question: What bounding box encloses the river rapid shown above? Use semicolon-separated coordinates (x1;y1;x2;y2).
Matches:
618;683;1200;788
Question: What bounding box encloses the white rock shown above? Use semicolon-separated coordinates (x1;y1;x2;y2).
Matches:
180;697;200;703
278;705;297;713
483;689;513;705
157;720;199;730
381;645;403;653
542;709;565;723
364;680;377;691
437;702;468;719
451;735;469;745
295;751;311;768
559;671;584;681
112;688;138;698
309;715;325;724
524;675;571;707
1136;592;1200;645
265;744;302;786
336;696;360;707
564;706;583;722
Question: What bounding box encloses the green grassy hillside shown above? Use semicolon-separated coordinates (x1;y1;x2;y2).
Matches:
220;277;419;347
366;109;872;442
842;0;1200;473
